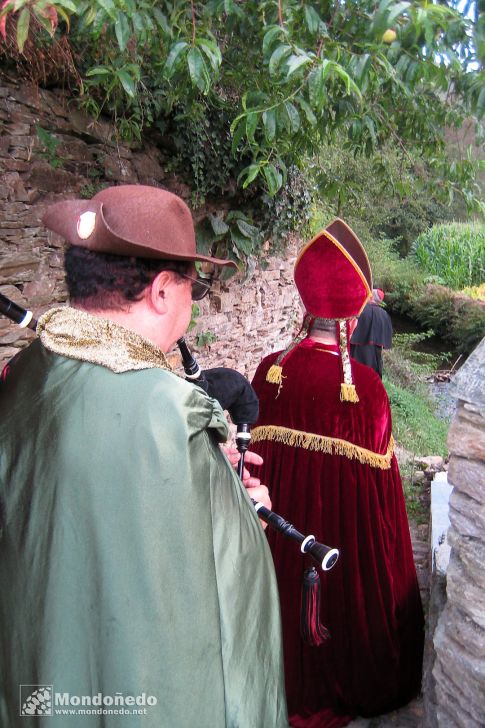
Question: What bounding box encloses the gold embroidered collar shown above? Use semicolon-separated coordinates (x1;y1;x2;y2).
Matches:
37;307;172;374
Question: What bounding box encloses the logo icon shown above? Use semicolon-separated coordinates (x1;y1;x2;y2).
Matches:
19;685;53;716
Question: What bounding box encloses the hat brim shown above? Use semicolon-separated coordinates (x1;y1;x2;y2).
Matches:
42;198;237;269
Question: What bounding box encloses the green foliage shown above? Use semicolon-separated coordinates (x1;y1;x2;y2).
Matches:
195;330;217;347
383;327;451;522
412;222;485;289
383;329;450;458
389;278;485;354
260;165;313;251
2;1;484;267
187;303;200;332
308;139;466;256
384;377;449;458
345;232;485;354
461;282;485;301
35;125;64;167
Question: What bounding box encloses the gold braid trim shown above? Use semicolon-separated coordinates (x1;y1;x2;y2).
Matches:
251;425;395;470
38;307;172;374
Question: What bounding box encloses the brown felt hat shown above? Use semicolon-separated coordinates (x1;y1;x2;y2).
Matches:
42;184;237;268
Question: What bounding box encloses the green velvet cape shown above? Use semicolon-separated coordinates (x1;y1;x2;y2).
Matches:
0;309;287;727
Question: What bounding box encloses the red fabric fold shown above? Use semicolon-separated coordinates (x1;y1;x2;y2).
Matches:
250;339;424;722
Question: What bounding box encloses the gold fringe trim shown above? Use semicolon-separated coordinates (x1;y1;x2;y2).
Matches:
266;364;284;384
340;383;359;403
251;426;395;470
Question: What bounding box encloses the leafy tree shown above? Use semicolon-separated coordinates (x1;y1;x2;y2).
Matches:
1;0;484;263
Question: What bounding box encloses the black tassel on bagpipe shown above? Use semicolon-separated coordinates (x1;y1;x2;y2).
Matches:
300;567;330;645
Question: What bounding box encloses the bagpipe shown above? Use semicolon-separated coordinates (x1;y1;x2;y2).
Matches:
0;292;339;643
177;336;339;573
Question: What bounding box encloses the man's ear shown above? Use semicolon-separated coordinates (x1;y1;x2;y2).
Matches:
149;270;175;313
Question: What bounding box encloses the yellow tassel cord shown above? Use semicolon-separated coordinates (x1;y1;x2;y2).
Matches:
251;425;395;470
340;383;360;403
266;364;284;384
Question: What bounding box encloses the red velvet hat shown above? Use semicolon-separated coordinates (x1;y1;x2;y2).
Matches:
266;219;372;402
294;218;372;318
42;184;237;268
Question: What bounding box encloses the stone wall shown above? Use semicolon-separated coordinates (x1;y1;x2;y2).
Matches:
0;76;302;378
430;338;485;727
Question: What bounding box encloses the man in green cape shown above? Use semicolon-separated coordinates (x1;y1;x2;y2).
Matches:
0;185;288;727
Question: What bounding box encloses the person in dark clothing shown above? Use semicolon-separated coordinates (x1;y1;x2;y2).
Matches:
350;288;393;378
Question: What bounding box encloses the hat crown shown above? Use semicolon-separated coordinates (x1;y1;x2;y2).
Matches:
42;184;236;269
294;218;372;319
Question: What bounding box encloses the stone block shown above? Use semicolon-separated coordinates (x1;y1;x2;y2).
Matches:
447;457;485;502
132;152;165;181
103;153;137;182
6;121;31;135
447;409;485;460
448;489;485;538
0;252;41;284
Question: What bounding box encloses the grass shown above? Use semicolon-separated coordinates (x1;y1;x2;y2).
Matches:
412;222;485;290
382;342;451;524
383;377;449;458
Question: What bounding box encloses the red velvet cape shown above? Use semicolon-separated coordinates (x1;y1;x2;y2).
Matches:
250;338;423;727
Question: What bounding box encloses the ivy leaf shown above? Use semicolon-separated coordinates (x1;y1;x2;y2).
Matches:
231;228;254;255
195;220;214;255
115;11;130;52
16;6;29;52
164;41;189;77
235;218;260;239
187;46;211;93
209;213;229;236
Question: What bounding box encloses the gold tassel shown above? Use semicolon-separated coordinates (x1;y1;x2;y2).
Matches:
266;364;284;384
340;383;359;403
251;426;395;469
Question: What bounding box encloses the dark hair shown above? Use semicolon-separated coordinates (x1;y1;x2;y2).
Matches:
310;317;336;334
64;246;192;310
